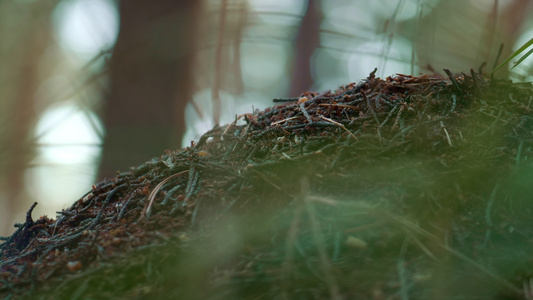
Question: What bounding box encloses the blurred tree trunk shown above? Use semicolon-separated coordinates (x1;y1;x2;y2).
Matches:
288;0;322;97
98;0;202;179
0;1;57;235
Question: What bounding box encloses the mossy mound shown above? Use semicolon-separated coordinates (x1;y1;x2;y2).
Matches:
2;70;533;299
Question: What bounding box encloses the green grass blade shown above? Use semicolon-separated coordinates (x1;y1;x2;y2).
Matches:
489;37;533;75
511;47;533;69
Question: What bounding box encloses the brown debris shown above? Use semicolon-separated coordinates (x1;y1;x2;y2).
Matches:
1;69;533;299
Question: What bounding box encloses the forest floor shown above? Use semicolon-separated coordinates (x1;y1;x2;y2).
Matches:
1;69;533;300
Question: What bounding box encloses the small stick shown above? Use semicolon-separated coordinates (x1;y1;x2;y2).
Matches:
184;167;200;201
141;170;189;219
492;43;504;71
270;116;299;126
273;97;299;103
318;103;360;110
392;105;405;130
440;121;453;147
380;103;401;128
0;202;38;249
116;194;134;221
444;69;462;93
450;94;457;113
309;89;331;102
25;202;38;226
300;102;313;123
478;61;487;74
90;183;136;228
320;116;358;140
470;68;478;86
161;185;182;205
362;90;380;125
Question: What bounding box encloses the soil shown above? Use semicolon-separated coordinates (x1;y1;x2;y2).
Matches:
1;69;533;300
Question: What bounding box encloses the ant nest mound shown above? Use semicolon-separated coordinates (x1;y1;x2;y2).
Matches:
2;69;533;299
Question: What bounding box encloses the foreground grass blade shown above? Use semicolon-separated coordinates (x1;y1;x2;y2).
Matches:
489;37;533;75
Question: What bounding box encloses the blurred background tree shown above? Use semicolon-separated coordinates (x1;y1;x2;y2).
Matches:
98;0;201;179
0;0;61;235
0;0;531;236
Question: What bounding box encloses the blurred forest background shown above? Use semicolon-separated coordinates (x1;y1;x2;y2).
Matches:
0;0;532;236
